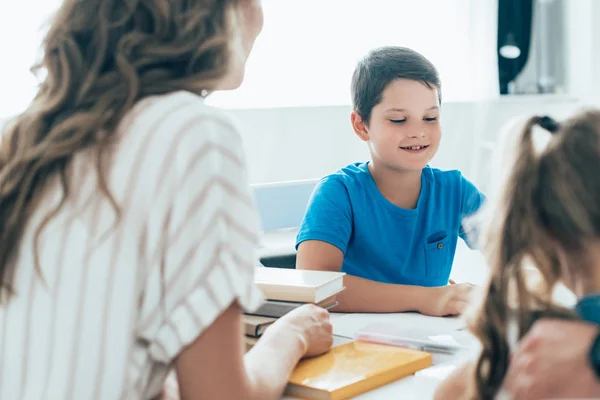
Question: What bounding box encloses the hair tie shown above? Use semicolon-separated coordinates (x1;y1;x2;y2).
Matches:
538;116;560;133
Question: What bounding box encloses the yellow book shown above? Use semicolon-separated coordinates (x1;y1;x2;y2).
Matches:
285;341;432;400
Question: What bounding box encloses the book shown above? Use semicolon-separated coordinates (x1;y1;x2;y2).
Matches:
247;293;340;318
254;268;345;303
243;315;277;337
285;341;432;400
244;336;259;352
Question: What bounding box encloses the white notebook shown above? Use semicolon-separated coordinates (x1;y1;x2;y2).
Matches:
253;268;345;303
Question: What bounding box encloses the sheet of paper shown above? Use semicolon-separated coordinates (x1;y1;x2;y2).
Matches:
331;312;467;339
415;361;459;380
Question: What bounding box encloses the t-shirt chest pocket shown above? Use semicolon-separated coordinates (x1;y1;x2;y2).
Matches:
424;231;451;278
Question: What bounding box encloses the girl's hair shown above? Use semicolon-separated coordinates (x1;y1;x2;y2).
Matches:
0;0;242;301
467;110;600;398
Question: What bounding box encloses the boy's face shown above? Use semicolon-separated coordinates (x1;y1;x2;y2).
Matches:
354;78;441;172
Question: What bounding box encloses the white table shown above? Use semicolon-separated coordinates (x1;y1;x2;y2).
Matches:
282;311;475;400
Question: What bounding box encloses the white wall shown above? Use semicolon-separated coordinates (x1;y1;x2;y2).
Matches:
229;0;600;192
1;0;598;195
1;96;581;196
565;0;600;106
230;95;581;193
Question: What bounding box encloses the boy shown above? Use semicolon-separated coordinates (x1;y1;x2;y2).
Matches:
295;47;485;315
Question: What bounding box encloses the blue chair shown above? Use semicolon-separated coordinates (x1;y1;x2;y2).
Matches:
250;179;319;268
250;179;319;231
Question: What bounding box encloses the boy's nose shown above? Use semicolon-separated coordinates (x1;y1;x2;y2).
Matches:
408;129;426;139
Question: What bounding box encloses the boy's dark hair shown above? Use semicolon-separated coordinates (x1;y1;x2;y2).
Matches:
351;46;441;124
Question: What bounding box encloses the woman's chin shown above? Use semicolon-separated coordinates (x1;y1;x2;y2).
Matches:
215;70;245;91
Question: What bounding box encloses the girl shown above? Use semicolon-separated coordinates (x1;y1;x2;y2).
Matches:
0;1;332;399
434;111;600;399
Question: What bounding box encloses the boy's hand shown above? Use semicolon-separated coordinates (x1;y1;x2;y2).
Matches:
419;283;475;317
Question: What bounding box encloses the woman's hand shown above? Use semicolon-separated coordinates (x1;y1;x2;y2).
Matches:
274;304;334;358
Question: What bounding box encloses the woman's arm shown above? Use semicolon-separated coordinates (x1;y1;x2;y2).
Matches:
174;302;331;400
174;302;302;400
296;240;473;316
156;108;334;400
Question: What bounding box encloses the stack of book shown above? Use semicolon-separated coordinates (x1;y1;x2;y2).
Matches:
243;268;436;399
243;268;345;351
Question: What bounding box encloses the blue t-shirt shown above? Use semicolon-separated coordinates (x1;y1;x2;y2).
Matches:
576;294;600;324
296;162;485;287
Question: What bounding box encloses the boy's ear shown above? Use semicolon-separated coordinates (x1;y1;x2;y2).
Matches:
351;112;369;142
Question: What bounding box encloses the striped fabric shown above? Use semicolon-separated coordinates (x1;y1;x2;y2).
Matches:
0;91;264;399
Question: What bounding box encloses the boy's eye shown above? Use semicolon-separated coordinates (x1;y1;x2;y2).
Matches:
390;119;407;124
424;117;438;122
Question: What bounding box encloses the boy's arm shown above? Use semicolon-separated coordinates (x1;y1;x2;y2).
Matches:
296;240;473;315
458;174;486;249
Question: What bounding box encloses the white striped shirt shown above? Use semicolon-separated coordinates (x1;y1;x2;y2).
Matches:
0;91;264;399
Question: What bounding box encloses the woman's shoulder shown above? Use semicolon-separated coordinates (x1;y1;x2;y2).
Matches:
114;90;245;172
105;90;249;215
123;90;241;147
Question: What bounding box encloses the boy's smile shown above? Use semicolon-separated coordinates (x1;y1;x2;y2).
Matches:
399;144;431;153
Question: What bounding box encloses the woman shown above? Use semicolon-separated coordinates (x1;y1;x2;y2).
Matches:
0;1;333;399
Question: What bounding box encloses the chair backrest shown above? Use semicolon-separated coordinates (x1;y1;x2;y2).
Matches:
250;179;319;231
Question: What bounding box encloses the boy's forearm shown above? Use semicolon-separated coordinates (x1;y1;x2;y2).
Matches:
333;274;432;313
243;322;305;400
